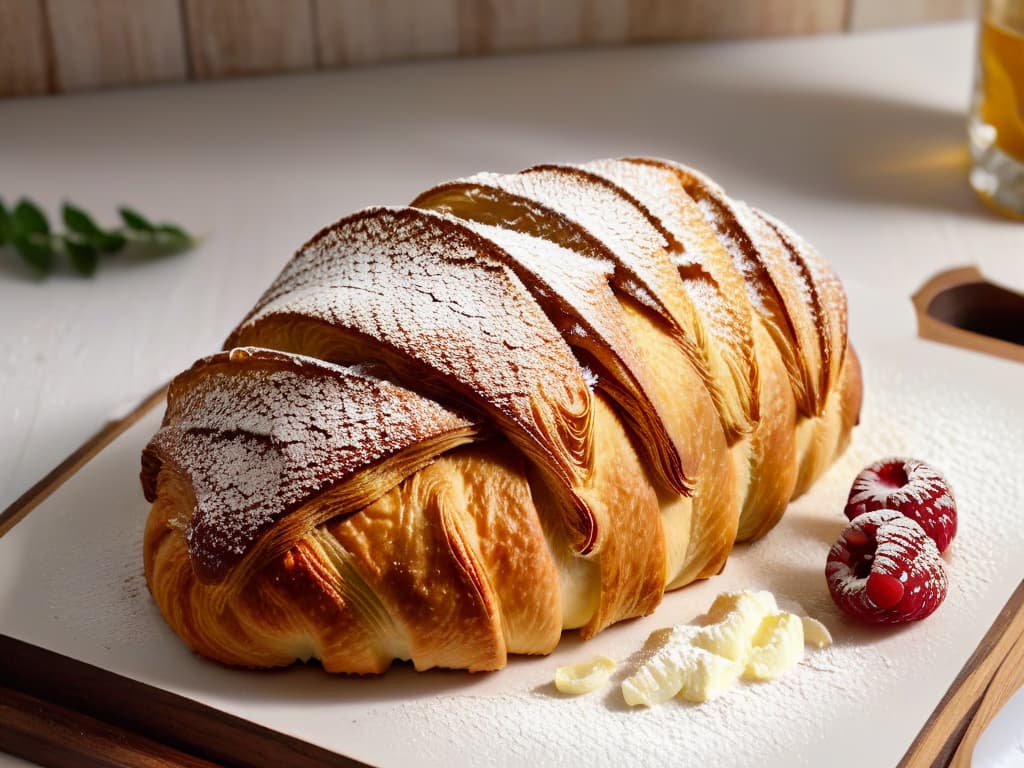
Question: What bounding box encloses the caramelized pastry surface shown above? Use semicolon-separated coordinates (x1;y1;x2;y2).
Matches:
142;157;862;673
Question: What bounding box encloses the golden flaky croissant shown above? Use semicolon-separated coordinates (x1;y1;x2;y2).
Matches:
141;158;862;674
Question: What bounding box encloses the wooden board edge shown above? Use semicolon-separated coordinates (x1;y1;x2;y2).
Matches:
911;264;1024;367
898;579;1024;767
0;385;168;538
0;635;368;768
949;628;1024;767
0;685;220;768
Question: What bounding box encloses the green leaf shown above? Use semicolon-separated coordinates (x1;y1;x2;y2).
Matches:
13;231;54;274
118;207;156;234
65;237;98;276
155;223;193;249
0;199;10;245
3;198;192;276
63;202;102;236
92;230;126;254
63;202;126;254
13;199;50;237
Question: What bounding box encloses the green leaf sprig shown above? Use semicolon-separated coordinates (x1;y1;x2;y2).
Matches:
0;198;194;277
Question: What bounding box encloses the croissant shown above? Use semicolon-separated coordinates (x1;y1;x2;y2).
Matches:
141;158;862;674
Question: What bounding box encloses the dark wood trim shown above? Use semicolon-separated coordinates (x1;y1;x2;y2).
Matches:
0;685;221;768
0;385;167;538
0;635;367;768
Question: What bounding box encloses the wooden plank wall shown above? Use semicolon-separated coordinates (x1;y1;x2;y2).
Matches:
0;0;979;98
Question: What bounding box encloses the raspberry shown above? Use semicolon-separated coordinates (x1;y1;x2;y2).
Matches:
826;510;947;624
844;457;957;553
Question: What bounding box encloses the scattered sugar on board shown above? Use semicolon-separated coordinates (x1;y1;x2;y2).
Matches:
44;506;165;647
42;435;167;648
364;648;861;768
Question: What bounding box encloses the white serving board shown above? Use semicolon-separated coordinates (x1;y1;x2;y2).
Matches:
2;277;1024;768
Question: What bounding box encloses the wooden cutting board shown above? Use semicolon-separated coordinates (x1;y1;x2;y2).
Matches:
1;268;1023;768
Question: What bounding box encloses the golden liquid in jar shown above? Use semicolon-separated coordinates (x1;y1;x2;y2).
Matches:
977;10;1024;160
970;1;1024;217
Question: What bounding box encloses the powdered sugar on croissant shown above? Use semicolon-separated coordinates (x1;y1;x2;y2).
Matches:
142;157;862;674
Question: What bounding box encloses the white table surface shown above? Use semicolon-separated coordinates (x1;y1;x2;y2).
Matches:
1;20;1021;511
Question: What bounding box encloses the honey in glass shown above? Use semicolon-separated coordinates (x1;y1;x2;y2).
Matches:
969;0;1024;218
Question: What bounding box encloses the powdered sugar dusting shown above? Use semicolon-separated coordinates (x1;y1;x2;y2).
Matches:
741;206;813;307
757;208;848;399
143;348;476;580
846;457;957;551
459;167;692;332
453;217;640;383
874;520;940;577
0;154;1010;768
694;195;773;320
452;217;690;492
826;510;948;623
675;166;825;417
757;209;848;348
582;158;760;435
454;217;619;343
471;167;669;271
363;667;842;767
582;159;751;345
848;458;954;513
231;207;593;487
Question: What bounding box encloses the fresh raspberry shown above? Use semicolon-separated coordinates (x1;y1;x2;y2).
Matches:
826;510;947;624
844;457;957;553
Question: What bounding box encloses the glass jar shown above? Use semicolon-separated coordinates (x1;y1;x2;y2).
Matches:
968;0;1024;218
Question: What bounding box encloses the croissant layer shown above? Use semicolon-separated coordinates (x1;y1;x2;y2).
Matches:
142;157;862;674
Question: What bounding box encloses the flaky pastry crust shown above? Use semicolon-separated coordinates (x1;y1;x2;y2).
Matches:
142;158;863;674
